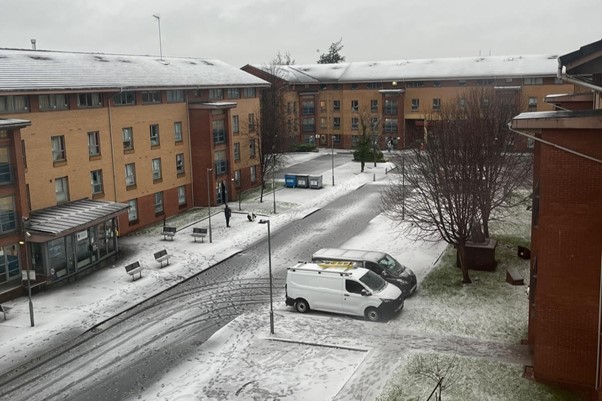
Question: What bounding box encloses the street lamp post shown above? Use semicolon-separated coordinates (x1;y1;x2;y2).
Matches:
272;156;277;214
19;237;34;327
258;219;274;335
331;134;335;186
152;14;163;62
315;134;320;151
207;168;213;243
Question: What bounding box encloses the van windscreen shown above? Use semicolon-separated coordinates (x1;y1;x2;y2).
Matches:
359;270;386;292
378;254;406;276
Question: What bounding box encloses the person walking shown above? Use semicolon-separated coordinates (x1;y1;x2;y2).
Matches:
224;204;232;227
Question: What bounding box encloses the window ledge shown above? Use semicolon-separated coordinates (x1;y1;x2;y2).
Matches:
92;192;105;199
89;155;102;161
53;160;67;167
126;184;137;191
153;178;163;184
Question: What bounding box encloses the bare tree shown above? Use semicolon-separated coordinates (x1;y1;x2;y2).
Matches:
256;54;294;202
382;87;532;283
354;109;381;172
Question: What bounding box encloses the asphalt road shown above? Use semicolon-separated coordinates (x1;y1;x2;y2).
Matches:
0;180;384;401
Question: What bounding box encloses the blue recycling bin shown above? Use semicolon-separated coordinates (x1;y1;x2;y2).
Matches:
285;174;297;188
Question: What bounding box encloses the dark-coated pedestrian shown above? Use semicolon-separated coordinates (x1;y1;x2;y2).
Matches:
224;204;232;227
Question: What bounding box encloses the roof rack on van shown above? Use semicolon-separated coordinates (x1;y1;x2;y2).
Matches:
288;262;357;276
317;261;355;270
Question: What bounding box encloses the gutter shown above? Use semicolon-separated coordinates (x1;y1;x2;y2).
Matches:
506;123;602;165
557;58;602;93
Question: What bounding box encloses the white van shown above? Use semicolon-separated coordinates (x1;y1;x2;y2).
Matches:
312;248;417;295
285;262;404;322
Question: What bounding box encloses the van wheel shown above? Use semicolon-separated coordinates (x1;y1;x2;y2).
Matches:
364;307;381;322
295;299;310;313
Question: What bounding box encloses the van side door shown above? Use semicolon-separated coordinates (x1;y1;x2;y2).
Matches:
341;279;371;317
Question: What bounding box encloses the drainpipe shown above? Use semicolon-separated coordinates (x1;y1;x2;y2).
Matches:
597;252;602;390
107;92;119;201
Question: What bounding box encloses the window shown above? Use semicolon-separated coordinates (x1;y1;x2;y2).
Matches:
459;98;466;109
248;113;255;131
122;127;134;150
142;91;161;104
458;80;467;86
351;83;358;90
39;94;68;110
0;195;16;234
167;90;184;103
320;117;327;128
226;88;240;99
127;199;138;222
333;100;341;111
51;135;66;162
91;170;103;194
232;115;239;134
209;89;223;99
371;117;379;130
351;100;359;112
154;192;164;214
114;92;135;105
346;279;365;294
0;148;12;185
524;77;543;85
234;170;241;187
432;98;441;111
287;102;297;113
384;119;398;133
384;98;398;114
367;82;382;89
333;134;341;144
243;88;256;98
433;81;442;87
371;99;378;112
528;97;538;110
177;186;186;205
302;117;315;132
152;158;162;181
77;93;101;107
302;100;315;115
333;117;341;130
0;244;20;283
176;153;185;174
351;118;359;130
213;120;226;144
407;81;424;88
411;98;419;111
125;163;136;187
249;139;256;158
55;177;69;203
0;95;29;113
250;165;257;183
215;151;227;174
320;100;326;112
150;124;160;146
174;122;183;142
234;142;240;161
88;131;101;157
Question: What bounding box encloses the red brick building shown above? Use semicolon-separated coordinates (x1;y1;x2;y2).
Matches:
511;39;602;400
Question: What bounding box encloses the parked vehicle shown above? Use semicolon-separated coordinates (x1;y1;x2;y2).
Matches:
312;248;418;295
285;262;404;322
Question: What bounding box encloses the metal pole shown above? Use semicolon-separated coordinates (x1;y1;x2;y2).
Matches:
267;220;274;334
207;168;213;243
27;269;34;327
153;15;163;61
272;156;276;214
331;135;335;186
402;157;406;220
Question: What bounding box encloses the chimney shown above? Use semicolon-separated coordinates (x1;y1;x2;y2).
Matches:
30;39;36;50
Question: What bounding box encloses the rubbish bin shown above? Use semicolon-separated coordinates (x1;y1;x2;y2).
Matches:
296;174;310;188
285;174;297;188
309;175;323;189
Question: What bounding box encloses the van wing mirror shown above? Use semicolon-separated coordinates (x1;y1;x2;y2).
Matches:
361;289;372;297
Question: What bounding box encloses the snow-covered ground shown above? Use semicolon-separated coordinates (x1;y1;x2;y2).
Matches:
0;151;532;401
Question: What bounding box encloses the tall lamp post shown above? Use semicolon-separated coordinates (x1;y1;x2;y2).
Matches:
331;134;335;186
272;156;277;214
258;219;274;335
207;168;213;243
19;235;34;327
152;14;163;61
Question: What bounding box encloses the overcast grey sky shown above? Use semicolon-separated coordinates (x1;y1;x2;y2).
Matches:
1;0;600;67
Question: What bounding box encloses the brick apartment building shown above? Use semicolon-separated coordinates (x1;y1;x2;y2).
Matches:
243;55;576;151
0;48;267;298
512;39;602;400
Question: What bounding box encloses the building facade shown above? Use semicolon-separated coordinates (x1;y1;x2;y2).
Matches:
0;48;268;296
243;55;576;151
512;39;602;400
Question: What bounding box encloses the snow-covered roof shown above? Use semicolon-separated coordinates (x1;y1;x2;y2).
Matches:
0;118;31;129
255;54;561;84
0;48;269;93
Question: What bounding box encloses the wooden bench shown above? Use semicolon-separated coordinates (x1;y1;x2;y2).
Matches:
154;249;171;267
0;304;12;321
161;226;177;241
506;268;524;285
191;227;208;243
125;261;142;281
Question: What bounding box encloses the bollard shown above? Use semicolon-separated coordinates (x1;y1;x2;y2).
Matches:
373;173;376;182
385;167;388;175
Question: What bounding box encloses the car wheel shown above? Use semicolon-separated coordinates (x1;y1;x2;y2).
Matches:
295;299;310;313
364;307;381;322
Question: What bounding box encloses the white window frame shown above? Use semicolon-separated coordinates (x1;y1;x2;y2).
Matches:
154;192;164;214
55;176;69;203
122;127;134;150
174;122;183;142
125;163;136;187
91;170;103;194
150;124;160;146
152;158;162;181
51;135;66;162
177;186;186;205
176;154;185;174
88;131;101;156
127;199;138;222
